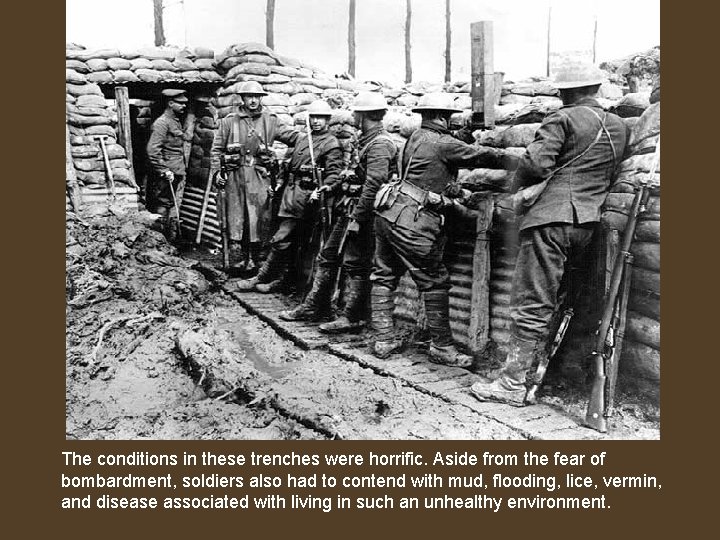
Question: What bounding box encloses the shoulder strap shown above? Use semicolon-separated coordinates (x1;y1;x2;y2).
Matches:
549;107;609;178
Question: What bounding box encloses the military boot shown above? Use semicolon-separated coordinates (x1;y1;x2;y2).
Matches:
244;242;262;275
234;249;281;292
469;336;541;406
370;284;405;359
319;277;368;333
423;290;474;368
229;243;248;273
279;267;335;321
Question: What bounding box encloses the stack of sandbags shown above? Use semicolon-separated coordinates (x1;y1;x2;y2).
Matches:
327;109;358;169
187;99;219;187
66;72;134;188
213;43;360;123
600;101;660;398
600;46;660;93
66;45;222;85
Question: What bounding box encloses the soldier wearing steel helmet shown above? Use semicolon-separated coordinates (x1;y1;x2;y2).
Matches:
471;62;629;407
210;80;280;272
235;99;343;294
280;91;399;325
370;92;516;366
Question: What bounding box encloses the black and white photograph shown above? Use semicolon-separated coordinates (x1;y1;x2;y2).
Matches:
65;0;661;441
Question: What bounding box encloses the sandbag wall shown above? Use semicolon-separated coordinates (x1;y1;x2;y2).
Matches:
600;101;661;399
66;45;222;85
187;100;220;188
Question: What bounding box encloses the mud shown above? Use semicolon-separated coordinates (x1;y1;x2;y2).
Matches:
65;210;659;440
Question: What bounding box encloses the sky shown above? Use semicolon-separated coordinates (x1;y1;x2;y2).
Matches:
66;0;660;85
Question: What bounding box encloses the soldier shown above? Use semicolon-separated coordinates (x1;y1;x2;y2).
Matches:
235;100;344;294
470;63;628;406
370;93;515;366
147;88;190;241
210;81;279;273
280;92;398;325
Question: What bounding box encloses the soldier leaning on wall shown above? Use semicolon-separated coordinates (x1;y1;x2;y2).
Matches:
146;89;191;241
369;93;517;367
279;91;399;327
210;81;280;273
234;100;344;294
470;62;629;407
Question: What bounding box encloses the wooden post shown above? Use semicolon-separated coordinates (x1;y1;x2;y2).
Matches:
546;6;552;77
592;15;598;64
65;123;81;212
405;0;412;83
266;0;275;49
470;21;495;128
469;195;494;352
348;0;356;77
153;0;165;47
114;86;138;190
444;0;451;82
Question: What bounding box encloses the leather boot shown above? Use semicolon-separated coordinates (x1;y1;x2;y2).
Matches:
469;336;541;406
230;243;248;273
234;249;281;292
371;284;404;359
245;242;261;275
424;290;473;368
280;267;335;320
319;277;368;333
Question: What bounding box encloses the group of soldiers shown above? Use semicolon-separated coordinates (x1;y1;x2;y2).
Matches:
146;60;627;408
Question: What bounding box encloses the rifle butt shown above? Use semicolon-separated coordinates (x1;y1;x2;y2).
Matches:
585;353;608;432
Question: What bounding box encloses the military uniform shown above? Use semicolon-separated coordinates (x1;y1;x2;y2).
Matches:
471;63;630;407
281;124;398;323
146;109;189;222
371;117;512;363
235;121;343;293
210;108;278;245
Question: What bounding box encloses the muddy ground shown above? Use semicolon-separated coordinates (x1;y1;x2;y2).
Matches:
65;209;659;440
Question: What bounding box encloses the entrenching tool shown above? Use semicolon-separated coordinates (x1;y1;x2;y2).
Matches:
93;135;116;202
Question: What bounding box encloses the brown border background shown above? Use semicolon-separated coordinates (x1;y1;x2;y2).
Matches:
4;1;715;537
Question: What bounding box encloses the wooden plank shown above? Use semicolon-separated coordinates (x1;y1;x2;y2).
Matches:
470;21;495;128
469;196;493;352
114;86;138;190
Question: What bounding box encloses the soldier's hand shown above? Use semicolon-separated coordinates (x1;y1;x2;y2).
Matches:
213;172;227;189
347;219;360;234
162;170;175;182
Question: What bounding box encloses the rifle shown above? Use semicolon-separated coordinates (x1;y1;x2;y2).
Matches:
305;114;330;244
585;137;660;432
215;156;231;271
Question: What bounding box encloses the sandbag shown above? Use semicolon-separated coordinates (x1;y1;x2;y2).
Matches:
499;93;533;105
136;47;177;60
630;267;660;295
620;340;660;383
625;310;660;350
630;242;660;272
457;168;511;191
87;71;113;84
66;69;87;84
128;57;153;71
151;59;176;71
66;59;89;73
70;48;121;61
76;170;107;185
85;125;117;138
135;68;163;82
67;104;110;118
634;219;660;243
498;123;540;148
107;57;132;70
76;94;108;108
266;82;303;94
113;70;140;83
506;80;557;97
67;113;112;127
603;192;660;219
270;65;301;78
194;58;214;70
629;102;660;149
181;70;202;81
200;71;223;82
617;153;661;175
628;290;660;320
598;82;624;100
262;93;291;107
66;94;76;103
400;114;422;138
494;103;526;124
227;62;272;78
290;93;316;106
329;110;354;126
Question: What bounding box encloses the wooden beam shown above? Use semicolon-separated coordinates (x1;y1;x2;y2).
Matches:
114;86;138;191
348;0;356;77
153;0;165;47
266;0;276;50
405;0;412;84
469;194;494;352
546;6;552;77
65;123;81;212
470;21;494;128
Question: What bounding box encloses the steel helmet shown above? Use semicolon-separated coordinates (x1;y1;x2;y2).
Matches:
553;61;606;89
411;92;462;114
306;100;333;116
237;80;268;96
352;91;388;112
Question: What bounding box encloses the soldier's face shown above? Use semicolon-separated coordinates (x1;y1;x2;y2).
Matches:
242;95;262;111
352;112;363;129
309;116;328;132
170;100;186;114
